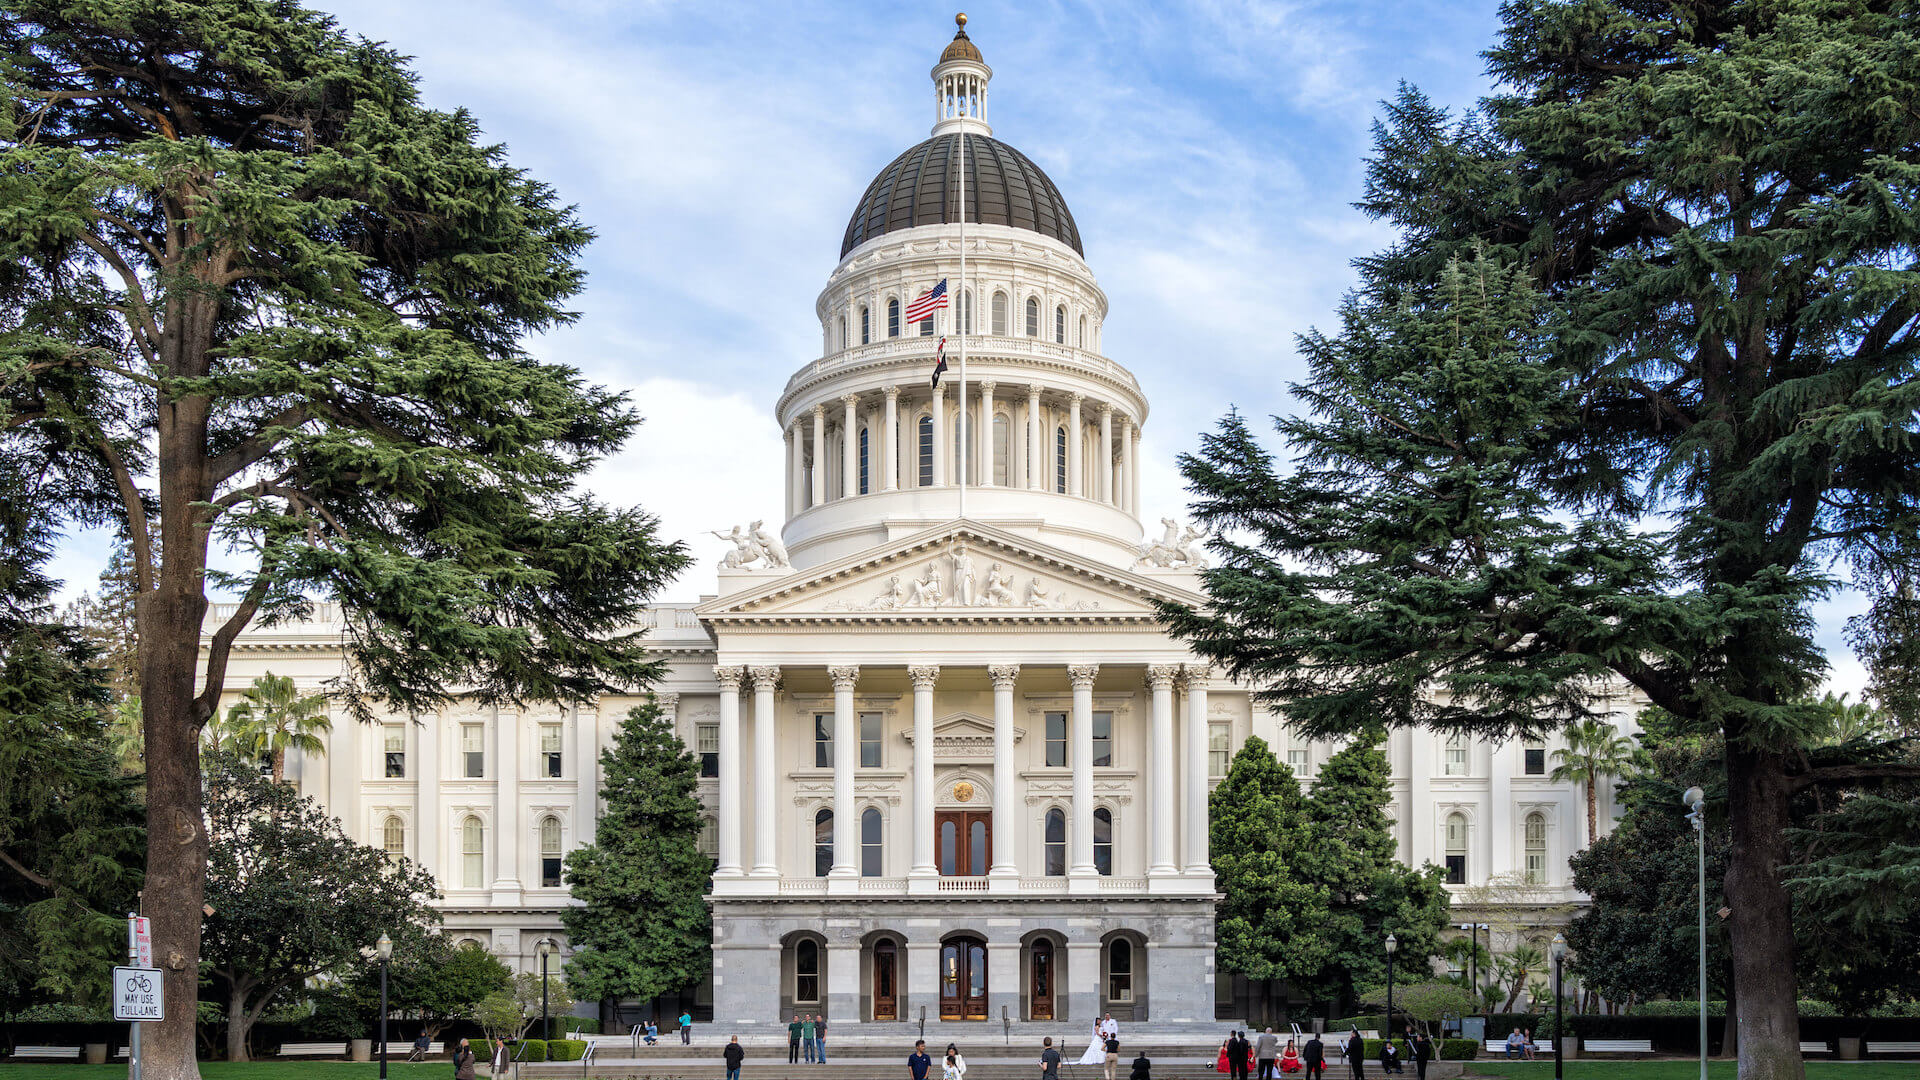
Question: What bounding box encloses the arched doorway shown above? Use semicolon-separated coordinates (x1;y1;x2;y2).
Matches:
873;939;899;1020
1030;939;1055;1020
940;936;988;1020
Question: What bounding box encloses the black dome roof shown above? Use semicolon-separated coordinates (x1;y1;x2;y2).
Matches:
841;132;1083;259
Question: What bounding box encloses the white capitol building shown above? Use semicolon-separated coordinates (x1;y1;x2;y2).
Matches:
209;18;1639;1030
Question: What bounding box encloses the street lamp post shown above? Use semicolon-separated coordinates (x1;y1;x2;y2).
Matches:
537;939;557;1042
1385;934;1398;1040
1550;933;1566;1080
1684;787;1708;1080
376;933;393;1080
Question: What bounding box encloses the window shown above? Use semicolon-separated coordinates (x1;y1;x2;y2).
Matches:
859;712;882;768
858;427;870;494
795;939;820;1003
461;815;485;888
384;724;405;778
382;815;405;862
961;291;973;334
1108;939;1133;1002
992;413;1009;485
813;714;833;768
698;722;719;778
1079;314;1088;346
952;412;973;486
697;817;718;862
1044;712;1067;767
861;306;870;344
1287;747;1310;775
992;291;1008;335
813;808;833;877
837;315;846;351
1523;738;1546;776
540;815;562;888
917;415;934;487
1444;734;1469;776
461;723;485;778
1444;812;1467;884
919;309;934;336
1055;305;1066;343
1055;426;1068;493
1209;722;1231;778
1093;807;1113;876
861;807;883;876
1044;808;1066;876
1024;297;1039;337
540;723;563;778
887;298;900;338
1524;812;1547;884
1091;711;1113;767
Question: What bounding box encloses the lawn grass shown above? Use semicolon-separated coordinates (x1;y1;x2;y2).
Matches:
1461;1062;1915;1080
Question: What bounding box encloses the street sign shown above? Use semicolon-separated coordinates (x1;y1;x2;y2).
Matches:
129;916;152;969
113;967;164;1021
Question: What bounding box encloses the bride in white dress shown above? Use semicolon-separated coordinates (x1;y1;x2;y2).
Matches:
1076;1020;1106;1065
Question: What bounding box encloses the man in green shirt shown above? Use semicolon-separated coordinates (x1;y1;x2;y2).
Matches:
788;1016;804;1064
801;1017;817;1063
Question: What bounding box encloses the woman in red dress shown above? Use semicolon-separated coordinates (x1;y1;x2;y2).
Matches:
1280;1040;1304;1074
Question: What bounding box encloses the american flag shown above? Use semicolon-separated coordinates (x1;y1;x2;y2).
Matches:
930;337;948;388
905;279;949;323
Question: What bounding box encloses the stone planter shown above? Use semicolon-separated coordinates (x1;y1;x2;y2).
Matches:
84;1044;108;1064
1558;1038;1578;1059
350;1038;373;1062
1836;1037;1863;1060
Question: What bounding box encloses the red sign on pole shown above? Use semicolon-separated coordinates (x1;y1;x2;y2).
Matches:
129;916;152;969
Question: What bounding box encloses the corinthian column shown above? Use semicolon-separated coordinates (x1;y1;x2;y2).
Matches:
828;665;860;878
1068;663;1099;878
714;666;745;878
1119;415;1136;514
1097;404;1113;504
810;405;827;508
748;666;780;878
1027;385;1044;490
978;381;995;487
1183;665;1211;875
931;383;947;488
1147;664;1180;877
908;665;940;883
841;394;859;498
883;386;900;491
988;664;1020;880
1066;393;1084;496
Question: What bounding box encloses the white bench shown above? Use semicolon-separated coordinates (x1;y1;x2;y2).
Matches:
1800;1041;1829;1055
10;1046;83;1062
1866;1042;1920;1057
1485;1040;1546;1056
278;1042;346;1057
406;1041;445;1061
1583;1039;1654;1054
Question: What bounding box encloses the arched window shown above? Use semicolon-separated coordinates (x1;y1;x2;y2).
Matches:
917;415;934;487
382;815;405;862
919;307;934;336
1107;939;1134;1003
961;291;973;334
461;815;485;889
1044;808;1066;877
1054;426;1068;493
540;815;563;888
992;413;1009;485
1444;812;1467;884
858;427;870;494
1079;314;1088;347
887;298;901;338
1024;297;1039;337
861;306;871;345
861;807;883;877
1524;812;1548;884
814;807;834;877
1093;807;1113;876
1055;305;1066;344
992;291;1009;335
697;816;718;862
837;315;846;351
795;939;820;1003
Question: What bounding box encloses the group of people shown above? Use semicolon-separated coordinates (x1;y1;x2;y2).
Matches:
1216;1028;1434;1080
909;1039;983;1080
785;1014;830;1063
1504;1028;1539;1059
446;1037;517;1080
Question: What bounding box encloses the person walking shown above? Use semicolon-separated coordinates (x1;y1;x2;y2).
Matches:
1254;1027;1280;1080
1344;1030;1366;1080
678;1011;693;1046
724;1036;745;1080
1303;1034;1326;1080
452;1039;476;1080
1040;1037;1062;1080
1130;1050;1152;1080
814;1015;828;1064
801;1016;817;1064
1409;1034;1432;1080
1227;1030;1251;1080
910;1040;934;1080
789;1016;804;1064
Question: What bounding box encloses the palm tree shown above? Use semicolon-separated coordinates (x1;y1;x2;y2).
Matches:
222;672;331;782
1550;719;1640;844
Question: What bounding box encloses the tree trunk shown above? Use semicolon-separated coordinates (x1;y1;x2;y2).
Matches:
227;987;252;1063
1586;782;1597;846
1723;746;1804;1080
272;746;285;784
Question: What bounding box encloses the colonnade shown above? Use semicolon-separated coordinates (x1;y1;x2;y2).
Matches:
783;384;1142;515
707;663;1213;890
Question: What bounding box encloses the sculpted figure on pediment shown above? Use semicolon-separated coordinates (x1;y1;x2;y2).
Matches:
1134;517;1210;569
981;563;1016;607
950;542;976;606
907;562;944;607
750;520;791;569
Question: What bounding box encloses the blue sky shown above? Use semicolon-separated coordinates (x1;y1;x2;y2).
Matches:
42;0;1870;693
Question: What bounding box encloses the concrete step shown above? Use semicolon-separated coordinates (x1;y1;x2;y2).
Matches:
523;1062;1467;1080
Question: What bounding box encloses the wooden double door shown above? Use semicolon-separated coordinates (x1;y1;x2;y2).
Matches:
940;937;988;1020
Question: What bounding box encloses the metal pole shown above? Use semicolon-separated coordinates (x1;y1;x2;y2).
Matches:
1698;806;1708;1080
1386;953;1394;1040
126;912;139;1080
1553;955;1563;1080
379;956;389;1080
956;70;967;522
541;950;550;1043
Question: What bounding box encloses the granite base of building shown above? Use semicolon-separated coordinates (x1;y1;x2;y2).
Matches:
712;897;1215;1027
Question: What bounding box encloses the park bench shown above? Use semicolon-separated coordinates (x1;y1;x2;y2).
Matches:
1865;1042;1920;1057
1582;1039;1654;1055
406;1041;445;1061
1485;1040;1546;1057
9;1046;82;1062
1799;1041;1830;1055
277;1042;346;1058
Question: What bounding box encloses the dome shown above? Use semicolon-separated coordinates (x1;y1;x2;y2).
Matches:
840;133;1083;258
940;27;983;63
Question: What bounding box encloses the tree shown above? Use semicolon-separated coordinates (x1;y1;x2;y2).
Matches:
1355;979;1475;1038
62;541;146;701
1160;4;1920;1075
220;672;330;782
0;6;690;1076
352;935;510;1040
475;972;575;1042
200;753;439;1060
560;700;711;1006
1208;736;1330;1022
1550;720;1641;844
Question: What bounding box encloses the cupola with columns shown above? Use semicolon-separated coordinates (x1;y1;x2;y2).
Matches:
781;14;1145;571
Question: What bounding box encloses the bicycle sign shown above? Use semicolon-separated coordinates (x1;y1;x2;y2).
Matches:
113;966;164;1021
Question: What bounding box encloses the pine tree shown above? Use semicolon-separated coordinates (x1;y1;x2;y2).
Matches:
1209;736;1330;1022
560;700;712;1007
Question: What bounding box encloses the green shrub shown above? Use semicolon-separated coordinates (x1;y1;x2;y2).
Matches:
1438;1039;1479;1060
547;1040;587;1061
509;1039;547;1062
1334;1015;1386;1032
557;1018;601;1035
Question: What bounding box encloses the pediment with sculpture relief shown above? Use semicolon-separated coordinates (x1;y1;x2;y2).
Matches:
694;522;1203;622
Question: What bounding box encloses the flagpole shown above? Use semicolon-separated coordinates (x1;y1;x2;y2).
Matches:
956;119;967;522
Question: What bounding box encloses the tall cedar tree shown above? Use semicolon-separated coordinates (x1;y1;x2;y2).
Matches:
1162;3;1920;1075
560;700;712;1006
1296;728;1451;1014
1208;736;1330;1022
0;6;689;1076
201;753;439;1060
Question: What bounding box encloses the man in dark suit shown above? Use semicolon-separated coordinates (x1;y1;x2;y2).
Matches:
1302;1034;1325;1080
1228;1031;1251;1080
1344;1031;1366;1080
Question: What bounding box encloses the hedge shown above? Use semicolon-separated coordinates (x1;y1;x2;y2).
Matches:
547;1039;588;1062
509;1039;547;1062
1438;1039;1479;1060
1333;1015;1386;1032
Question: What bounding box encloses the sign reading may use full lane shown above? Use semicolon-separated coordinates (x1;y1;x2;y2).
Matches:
113;966;164;1021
